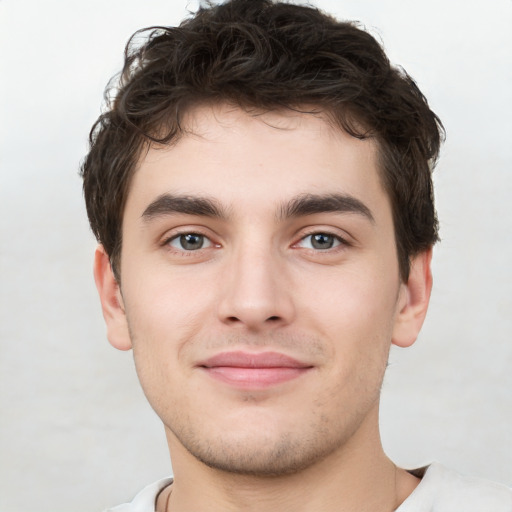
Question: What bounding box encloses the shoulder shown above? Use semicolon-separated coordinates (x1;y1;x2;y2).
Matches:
103;477;173;512
398;462;512;512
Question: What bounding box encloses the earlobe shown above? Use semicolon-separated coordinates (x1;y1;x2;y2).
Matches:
93;245;132;351
392;249;433;348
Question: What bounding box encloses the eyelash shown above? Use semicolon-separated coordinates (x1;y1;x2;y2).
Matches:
162;229;350;255
163;231;216;254
294;230;351;252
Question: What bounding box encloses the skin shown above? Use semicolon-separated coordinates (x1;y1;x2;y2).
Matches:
94;104;432;511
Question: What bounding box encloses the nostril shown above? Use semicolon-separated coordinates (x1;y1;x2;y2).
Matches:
267;316;280;322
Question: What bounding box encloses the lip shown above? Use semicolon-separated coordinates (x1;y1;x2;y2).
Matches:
198;351;313;389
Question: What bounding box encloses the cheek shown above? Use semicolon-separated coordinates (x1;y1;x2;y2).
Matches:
300;262;399;336
124;283;205;415
124;260;217;331
297;263;398;386
121;267;218;393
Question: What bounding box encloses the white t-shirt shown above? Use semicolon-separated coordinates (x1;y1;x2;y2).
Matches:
105;462;512;512
396;462;512;511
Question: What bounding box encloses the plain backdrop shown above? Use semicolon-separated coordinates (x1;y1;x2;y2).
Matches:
0;1;511;511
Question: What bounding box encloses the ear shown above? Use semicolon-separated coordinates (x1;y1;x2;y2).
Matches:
93;245;132;351
392;249;433;348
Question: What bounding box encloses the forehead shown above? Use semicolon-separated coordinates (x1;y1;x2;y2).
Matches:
125;104;388;220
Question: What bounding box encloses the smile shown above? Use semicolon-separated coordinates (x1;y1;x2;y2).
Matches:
198;351;314;389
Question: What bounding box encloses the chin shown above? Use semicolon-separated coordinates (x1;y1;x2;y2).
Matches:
171;418;354;477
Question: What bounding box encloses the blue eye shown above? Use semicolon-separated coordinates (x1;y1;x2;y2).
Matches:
299;233;342;250
169;233;212;251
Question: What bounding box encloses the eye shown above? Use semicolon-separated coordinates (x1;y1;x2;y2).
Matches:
298;233;344;250
168;233;212;251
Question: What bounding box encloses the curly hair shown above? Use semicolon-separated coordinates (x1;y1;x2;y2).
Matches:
81;0;444;281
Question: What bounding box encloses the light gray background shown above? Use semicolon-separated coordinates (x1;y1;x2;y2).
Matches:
1;1;511;511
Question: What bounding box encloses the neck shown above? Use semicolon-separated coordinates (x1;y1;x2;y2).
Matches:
159;407;420;512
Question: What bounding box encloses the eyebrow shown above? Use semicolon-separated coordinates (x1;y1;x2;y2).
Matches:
141;192;374;224
278;193;375;223
141;194;228;221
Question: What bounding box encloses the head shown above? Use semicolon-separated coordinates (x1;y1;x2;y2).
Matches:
83;0;443;478
81;0;443;284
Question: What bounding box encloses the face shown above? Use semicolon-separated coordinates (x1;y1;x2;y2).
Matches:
97;104;430;476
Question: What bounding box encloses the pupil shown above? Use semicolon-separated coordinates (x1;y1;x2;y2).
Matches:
181;234;203;250
312;233;333;249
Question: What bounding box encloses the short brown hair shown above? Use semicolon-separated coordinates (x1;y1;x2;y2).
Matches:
81;0;444;281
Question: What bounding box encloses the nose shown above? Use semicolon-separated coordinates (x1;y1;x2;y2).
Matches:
217;243;295;331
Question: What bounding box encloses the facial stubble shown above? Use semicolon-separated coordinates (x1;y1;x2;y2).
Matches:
128;323;391;477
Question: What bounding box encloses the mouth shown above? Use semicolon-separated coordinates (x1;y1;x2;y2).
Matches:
197;351;314;389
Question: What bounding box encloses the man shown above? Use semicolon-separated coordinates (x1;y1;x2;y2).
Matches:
81;0;511;510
